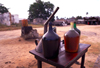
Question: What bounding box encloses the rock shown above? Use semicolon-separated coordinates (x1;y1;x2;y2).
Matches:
30;29;39;38
5;61;11;64
5;62;8;64
18;39;21;41
8;61;11;63
23;29;39;40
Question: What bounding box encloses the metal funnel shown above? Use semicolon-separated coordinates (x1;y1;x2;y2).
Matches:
35;7;59;53
35;39;43;53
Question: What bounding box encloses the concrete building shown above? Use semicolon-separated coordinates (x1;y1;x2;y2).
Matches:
0;12;10;26
0;12;19;26
84;17;100;25
53;19;68;26
11;14;19;23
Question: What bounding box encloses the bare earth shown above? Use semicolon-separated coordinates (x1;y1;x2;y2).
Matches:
0;25;100;68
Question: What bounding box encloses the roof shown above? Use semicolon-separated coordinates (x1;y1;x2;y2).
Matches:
54;19;66;23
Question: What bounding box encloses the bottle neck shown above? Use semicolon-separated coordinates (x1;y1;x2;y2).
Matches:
49;22;52;31
74;23;76;28
70;22;74;30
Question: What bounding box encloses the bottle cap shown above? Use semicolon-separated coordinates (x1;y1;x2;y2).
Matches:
74;22;76;28
70;22;74;25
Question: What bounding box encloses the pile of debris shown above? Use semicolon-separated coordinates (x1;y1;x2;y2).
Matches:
21;19;39;40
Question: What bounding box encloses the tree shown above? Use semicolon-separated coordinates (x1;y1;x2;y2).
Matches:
0;3;8;14
86;12;88;15
76;16;82;19
56;16;59;20
28;0;54;22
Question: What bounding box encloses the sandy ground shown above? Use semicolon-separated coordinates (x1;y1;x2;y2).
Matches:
0;25;100;68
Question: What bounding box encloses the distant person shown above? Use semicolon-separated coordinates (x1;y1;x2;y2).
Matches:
88;22;89;25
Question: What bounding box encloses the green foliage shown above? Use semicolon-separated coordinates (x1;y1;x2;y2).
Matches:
0;23;7;27
11;23;22;27
28;0;54;22
0;3;8;14
76;16;82;19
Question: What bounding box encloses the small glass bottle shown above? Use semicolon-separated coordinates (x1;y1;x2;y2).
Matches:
74;22;81;35
64;22;79;52
42;22;60;59
22;19;28;27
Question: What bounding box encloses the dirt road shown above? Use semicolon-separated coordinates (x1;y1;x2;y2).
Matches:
0;25;100;68
0;25;100;41
0;30;21;40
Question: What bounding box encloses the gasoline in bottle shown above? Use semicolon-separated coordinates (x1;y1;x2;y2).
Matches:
64;22;80;52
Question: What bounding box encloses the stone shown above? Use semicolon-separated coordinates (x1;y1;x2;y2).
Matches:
22;29;39;40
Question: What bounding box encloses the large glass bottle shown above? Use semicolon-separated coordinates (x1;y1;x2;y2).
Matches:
74;22;81;35
42;22;60;59
64;22;79;52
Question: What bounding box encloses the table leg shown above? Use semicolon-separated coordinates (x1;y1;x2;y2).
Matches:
37;60;42;68
81;54;85;68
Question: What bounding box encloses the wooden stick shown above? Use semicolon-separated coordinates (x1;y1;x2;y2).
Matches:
44;7;59;34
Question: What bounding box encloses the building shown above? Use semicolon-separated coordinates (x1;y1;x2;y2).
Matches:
77;19;84;24
83;17;100;25
11;14;19;23
0;12;19;26
0;12;10;26
53;19;68;26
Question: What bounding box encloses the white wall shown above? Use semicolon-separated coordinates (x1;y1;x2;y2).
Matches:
0;12;11;26
0;12;19;26
3;12;10;26
13;14;19;23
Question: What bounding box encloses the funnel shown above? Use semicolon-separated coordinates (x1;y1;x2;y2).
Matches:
35;7;59;53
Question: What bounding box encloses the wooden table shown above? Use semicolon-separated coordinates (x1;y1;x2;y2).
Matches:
29;43;91;68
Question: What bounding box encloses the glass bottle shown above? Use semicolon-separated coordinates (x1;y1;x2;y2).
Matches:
74;22;81;35
64;22;79;52
22;19;28;27
42;22;60;59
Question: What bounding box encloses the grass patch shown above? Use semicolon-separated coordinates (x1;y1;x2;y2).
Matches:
0;23;43;31
80;40;100;68
86;60;94;68
0;23;21;31
28;23;43;28
81;40;100;55
80;35;100;59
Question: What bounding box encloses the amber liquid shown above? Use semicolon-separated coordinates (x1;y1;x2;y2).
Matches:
22;19;28;27
64;30;79;52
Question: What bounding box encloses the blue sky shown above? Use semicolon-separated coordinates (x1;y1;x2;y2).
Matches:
1;0;100;19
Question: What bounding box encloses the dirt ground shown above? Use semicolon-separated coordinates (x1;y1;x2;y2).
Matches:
0;25;100;68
